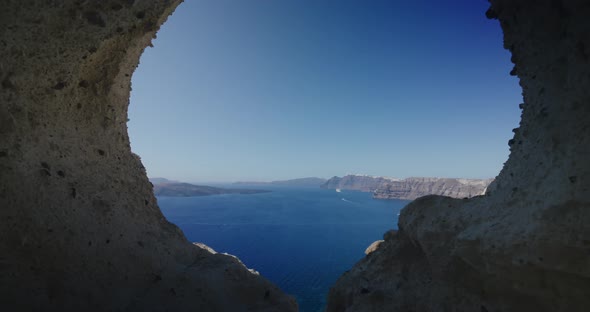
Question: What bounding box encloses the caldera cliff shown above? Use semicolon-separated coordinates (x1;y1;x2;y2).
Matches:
327;1;590;311
322;175;492;200
373;177;492;200
321;175;398;192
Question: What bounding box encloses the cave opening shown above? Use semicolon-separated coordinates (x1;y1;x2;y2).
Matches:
2;0;589;311
127;1;522;311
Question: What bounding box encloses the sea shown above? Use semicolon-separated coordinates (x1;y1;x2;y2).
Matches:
157;186;409;312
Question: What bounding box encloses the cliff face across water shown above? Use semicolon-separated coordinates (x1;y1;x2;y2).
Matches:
373;177;492;200
0;1;296;311
327;1;590;311
322;175;492;200
321;175;398;192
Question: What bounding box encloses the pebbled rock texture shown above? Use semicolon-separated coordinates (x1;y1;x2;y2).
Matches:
327;1;590;311
0;1;296;311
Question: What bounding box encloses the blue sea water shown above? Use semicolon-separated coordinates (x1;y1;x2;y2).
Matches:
158;187;409;312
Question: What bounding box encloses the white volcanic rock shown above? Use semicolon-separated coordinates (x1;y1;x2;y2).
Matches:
364;240;385;255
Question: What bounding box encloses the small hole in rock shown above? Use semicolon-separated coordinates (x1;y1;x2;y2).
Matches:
52;82;66;90
2;78;14;90
83;11;106;27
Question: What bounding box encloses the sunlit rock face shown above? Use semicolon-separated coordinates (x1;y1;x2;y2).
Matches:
373;177;492;200
327;0;590;311
0;1;296;311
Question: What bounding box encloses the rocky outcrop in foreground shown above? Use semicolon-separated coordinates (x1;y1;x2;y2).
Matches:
0;1;295;311
322;175;492;200
373;177;492;200
327;1;590;311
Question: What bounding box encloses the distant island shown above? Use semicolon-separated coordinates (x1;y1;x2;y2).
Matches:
322;174;493;200
233;177;327;188
150;178;270;197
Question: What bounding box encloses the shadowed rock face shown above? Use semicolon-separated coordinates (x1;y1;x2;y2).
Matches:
327;1;590;311
0;1;296;311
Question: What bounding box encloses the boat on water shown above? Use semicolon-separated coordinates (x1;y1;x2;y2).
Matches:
336;188;341;193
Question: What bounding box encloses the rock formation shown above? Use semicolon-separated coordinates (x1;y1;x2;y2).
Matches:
327;1;590;311
0;1;295;311
373;177;492;200
364;240;384;255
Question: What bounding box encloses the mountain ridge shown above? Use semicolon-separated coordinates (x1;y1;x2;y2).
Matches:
151;178;270;197
233;177;327;187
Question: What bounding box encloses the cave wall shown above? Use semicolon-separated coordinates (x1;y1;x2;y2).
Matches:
0;1;296;311
327;0;590;311
2;0;588;311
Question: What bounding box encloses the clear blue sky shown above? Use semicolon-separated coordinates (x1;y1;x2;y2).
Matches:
128;0;522;183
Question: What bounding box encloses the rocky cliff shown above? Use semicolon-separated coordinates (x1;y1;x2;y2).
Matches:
0;1;295;311
322;175;492;200
373;177;492;200
321;175;397;192
327;1;590;311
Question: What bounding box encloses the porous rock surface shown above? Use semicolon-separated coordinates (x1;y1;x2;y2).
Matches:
0;1;296;311
327;1;590;311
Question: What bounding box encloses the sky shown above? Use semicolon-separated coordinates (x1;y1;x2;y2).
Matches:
128;0;522;183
